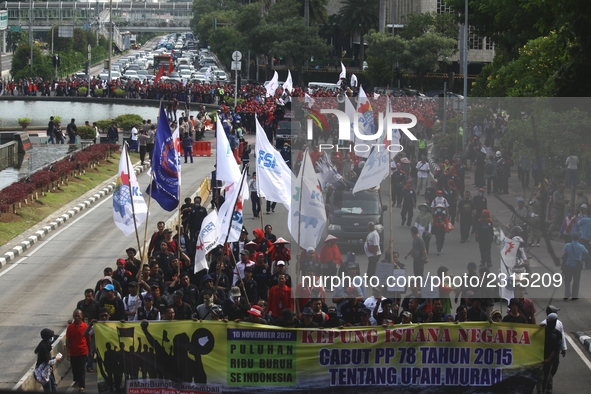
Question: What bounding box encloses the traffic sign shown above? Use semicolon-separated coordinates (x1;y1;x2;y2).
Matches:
10;25;22;33
231;61;241;71
232;51;242;61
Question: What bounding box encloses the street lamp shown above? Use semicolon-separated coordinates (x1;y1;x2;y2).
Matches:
29;0;33;73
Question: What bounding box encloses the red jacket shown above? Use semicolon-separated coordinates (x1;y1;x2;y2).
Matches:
267;284;294;317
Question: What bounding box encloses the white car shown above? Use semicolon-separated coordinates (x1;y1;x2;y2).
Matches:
214;70;227;81
110;71;121;80
99;72;109;81
179;70;192;79
123;70;138;77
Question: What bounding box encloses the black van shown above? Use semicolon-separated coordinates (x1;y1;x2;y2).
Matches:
326;189;386;250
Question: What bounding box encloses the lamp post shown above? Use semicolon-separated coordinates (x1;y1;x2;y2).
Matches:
462;0;468;151
108;0;112;82
29;0;33;74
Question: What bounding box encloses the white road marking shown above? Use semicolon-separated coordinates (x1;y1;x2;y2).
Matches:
0;194;114;278
566;334;591;371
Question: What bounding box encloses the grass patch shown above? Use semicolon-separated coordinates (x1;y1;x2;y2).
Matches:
0;154;123;246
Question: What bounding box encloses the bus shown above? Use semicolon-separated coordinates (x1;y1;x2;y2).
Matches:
153;54;171;71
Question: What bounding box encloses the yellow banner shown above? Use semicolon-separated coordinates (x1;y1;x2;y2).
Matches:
94;321;544;393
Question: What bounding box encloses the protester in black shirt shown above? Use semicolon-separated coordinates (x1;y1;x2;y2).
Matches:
170;290;194;320
76;289;100;324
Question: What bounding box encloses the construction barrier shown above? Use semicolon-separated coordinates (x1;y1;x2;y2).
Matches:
194;141;212;156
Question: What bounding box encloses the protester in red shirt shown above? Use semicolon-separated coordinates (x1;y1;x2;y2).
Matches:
267;274;294;318
66;309;89;393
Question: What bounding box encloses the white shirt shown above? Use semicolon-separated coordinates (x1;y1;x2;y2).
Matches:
416;161;430;178
364;296;386;325
131;127;138;141
123;294;142;321
431;196;450;209
566;156;579;170
233;260;254;285
364;230;381;257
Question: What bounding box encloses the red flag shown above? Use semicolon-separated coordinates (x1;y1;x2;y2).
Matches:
167;58;174;76
154;65;165;83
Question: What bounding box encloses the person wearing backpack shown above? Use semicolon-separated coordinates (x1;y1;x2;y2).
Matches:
485;156;497;194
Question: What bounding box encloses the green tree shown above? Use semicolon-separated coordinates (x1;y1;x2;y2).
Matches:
338;0;378;66
11;42;53;80
209;26;243;66
364;55;395;86
47;25;73;52
296;0;328;25
400;12;458;41
73;28;88;54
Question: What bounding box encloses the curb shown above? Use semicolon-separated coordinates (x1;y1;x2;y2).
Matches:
0;162;150;269
575;331;591;355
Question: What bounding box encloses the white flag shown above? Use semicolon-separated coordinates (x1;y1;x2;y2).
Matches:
498;229;519;301
205;66;212;81
113;145;148;236
350;73;358;88
343;95;356;141
194;210;221;273
352;145;390;194
304;93;315;108
283;70;293;93
255;116;292;208
353;85;379;158
374;92;380;98
216;116;241;184
288;149;326;250
218;175;248;243
266;71;279;97
339;62;346;80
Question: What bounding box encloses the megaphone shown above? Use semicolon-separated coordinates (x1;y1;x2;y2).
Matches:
337;93;345;103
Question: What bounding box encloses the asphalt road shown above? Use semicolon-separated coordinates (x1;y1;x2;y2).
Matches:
0;148;215;388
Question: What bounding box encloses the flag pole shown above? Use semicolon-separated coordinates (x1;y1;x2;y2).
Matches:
294;148;308;318
387;96;394;262
139;169;153;280
177;182;182;277
222;168;251;307
123;142;144;271
259;196;265;229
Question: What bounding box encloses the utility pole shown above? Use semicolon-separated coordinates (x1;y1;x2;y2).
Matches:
462;0;468;151
379;0;385;33
29;0;33;74
304;0;309;27
87;44;91;97
108;0;112;81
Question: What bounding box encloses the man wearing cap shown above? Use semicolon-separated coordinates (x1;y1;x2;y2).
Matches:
502;298;528;323
240;305;268;324
123;282;143;321
223;286;249;321
537;313;562;394
198;274;226;306
94;269;122;301
297;307;319;328
268;274;294;318
400;311;413;324
233;250;255;286
134;294;160;321
540;306;567;358
269;261;292;288
113;258;134;297
355;308;374;327
365;222;382;277
171;290;193;320
99;284;125;321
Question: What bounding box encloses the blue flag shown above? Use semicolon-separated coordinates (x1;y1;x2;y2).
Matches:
145;105;180;211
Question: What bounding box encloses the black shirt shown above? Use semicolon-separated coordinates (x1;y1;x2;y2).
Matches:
340;301;365;325
467;307;488;322
252;264;271;295
502;313;528;324
172;301;194;320
76;299;100;323
100;297;125;321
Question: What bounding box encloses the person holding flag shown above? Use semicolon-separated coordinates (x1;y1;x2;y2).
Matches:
145;104;180;211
